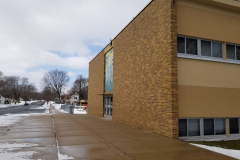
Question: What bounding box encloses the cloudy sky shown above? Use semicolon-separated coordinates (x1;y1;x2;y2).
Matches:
0;0;151;91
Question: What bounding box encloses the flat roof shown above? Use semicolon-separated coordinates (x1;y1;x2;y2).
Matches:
89;0;240;63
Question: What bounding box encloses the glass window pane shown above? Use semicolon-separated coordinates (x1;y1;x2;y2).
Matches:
226;44;236;60
177;37;185;53
212;42;222;58
204;119;214;135
236;46;240;60
186;38;198;55
179;119;187;137
215;118;226;135
230;118;239;134
201;40;211;57
188;119;200;136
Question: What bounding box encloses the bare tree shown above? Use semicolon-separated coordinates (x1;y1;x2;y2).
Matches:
0;71;5;91
41;87;56;104
42;69;70;102
32;92;42;101
4;76;29;103
71;74;88;101
22;83;37;102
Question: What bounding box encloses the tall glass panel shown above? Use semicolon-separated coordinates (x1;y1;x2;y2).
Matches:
177;37;185;53
215;118;226;135
186;38;198;55
204;119;214;135
188;119;200;136
110;97;112;116
230;118;239;134
201;40;211;57
104;97;107;114
179;119;187;137
105;49;114;93
107;97;109;115
212;42;222;58
236;46;240;60
226;44;236;60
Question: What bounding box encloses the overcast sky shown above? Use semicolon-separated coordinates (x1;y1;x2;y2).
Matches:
0;0;151;91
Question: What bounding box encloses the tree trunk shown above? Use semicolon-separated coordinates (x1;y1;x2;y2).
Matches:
58;93;61;104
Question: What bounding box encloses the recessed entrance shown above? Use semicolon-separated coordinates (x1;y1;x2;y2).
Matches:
104;96;112;119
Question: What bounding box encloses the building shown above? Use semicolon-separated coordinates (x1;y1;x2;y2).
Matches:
0;95;6;104
69;94;79;106
88;0;240;139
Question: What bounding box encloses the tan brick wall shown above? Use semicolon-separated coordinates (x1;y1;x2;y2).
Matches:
88;50;105;117
113;0;178;139
88;0;178;139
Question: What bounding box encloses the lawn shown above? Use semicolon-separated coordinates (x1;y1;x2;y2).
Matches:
189;140;240;150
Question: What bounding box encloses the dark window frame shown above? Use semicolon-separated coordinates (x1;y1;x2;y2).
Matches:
226;44;240;61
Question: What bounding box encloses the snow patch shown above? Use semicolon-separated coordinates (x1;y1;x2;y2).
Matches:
191;143;240;160
0;114;29;127
74;108;86;114
0;148;37;160
0;141;40;160
0;141;39;149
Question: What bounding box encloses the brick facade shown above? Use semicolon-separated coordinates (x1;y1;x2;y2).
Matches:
88;50;105;117
88;0;178;139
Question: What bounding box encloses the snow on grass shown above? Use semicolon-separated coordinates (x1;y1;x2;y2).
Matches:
191;143;240;160
51;103;62;110
74;108;86;114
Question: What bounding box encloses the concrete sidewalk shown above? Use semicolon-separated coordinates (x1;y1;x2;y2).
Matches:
0;108;236;160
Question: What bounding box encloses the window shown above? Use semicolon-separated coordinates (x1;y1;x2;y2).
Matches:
201;40;211;57
226;44;240;60
186;38;197;55
203;118;226;136
179;119;187;137
204;119;214;135
215;118;226;135
188;119;200;136
237;46;240;60
177;37;185;53
179;118;226;137
229;118;239;134
178;36;223;59
212;42;223;58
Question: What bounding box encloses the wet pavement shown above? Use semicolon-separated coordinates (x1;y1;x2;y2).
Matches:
0;107;237;160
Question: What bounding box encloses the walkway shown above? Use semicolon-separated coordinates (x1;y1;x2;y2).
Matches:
0;108;236;160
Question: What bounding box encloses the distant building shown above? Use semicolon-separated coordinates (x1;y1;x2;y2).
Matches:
88;0;240;139
0;95;6;104
69;94;79;105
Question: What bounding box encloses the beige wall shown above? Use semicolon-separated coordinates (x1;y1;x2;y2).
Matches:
178;58;240;118
177;0;240;44
177;0;240;118
178;59;240;89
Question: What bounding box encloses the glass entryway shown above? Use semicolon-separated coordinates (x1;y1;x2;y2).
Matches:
104;96;112;119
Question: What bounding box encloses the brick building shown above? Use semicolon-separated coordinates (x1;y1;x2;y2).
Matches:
88;0;240;139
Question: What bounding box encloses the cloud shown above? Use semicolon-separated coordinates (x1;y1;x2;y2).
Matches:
67;71;75;77
0;0;151;90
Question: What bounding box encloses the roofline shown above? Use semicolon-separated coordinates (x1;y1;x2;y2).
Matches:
89;0;154;64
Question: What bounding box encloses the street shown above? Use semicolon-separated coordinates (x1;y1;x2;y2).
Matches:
0;101;46;115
